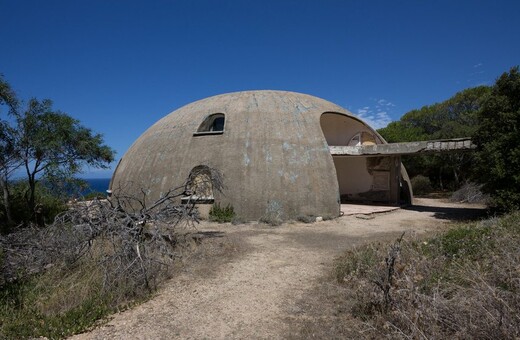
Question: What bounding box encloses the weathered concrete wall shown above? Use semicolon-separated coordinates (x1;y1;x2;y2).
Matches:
320;113;380;146
333;156;372;195
111;90;413;220
111;91;347;220
332;155;401;204
320;113;403;205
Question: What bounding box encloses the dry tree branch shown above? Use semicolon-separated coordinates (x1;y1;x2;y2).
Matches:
0;167;224;294
371;232;405;312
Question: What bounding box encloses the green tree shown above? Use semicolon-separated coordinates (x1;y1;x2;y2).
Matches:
0;75;115;227
0;75;18;112
18;99;115;215
378;86;490;189
0;75;21;227
474;66;520;212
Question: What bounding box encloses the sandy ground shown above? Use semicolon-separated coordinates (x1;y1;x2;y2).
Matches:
72;198;485;340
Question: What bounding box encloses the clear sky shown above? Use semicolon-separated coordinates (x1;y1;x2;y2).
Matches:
1;0;519;178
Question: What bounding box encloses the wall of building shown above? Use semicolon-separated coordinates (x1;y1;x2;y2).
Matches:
111;91;412;222
333;156;373;195
320;112;381;146
110;91;346;221
320;113;402;204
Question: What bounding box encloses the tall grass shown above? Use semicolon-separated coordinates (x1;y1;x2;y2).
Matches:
334;212;520;338
0;243;151;339
0;260;109;338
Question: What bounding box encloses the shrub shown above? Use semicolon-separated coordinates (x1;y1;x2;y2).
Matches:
332;212;520;338
450;182;488;203
259;215;282;226
0;264;111;339
231;216;245;225
4;181;67;227
0;172;222;338
428;223;492;260
209;203;235;223
411;175;433;195
474;67;520;213
333;246;380;283
259;200;284;226
82;191;106;201
296;215;316;224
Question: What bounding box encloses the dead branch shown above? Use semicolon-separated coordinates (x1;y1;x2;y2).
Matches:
0;167;224;294
372;232;405;312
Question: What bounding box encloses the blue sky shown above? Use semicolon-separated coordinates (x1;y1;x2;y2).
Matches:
1;0;519;178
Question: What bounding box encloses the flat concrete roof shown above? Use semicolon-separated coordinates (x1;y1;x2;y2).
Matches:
330;138;475;156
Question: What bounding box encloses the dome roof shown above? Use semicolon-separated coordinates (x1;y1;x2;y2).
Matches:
110;90;383;220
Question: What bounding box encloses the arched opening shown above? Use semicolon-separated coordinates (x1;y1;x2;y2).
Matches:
182;165;215;219
348;131;377;146
320;112;399;204
196;113;225;134
185;165;214;199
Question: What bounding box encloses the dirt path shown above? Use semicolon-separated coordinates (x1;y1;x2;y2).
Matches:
72;199;485;339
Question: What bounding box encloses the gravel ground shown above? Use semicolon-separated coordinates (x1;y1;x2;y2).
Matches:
71;198;485;340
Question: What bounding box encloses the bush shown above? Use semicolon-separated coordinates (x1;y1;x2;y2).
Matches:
332;212;520;338
209;203;235;223
450;182;488;204
322;214;336;221
296;215;316;224
259;215;282;226
0;177;213;338
82;191;106;201
231;216;246;225
259;200;284;226
411;175;433;195
428;223;492;260
474;66;520;213
3;181;67;228
0;264;111;339
333;246;380;283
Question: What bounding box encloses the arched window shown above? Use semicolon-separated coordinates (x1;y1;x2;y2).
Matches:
181;165;215;208
348;133;361;146
348;131;377;146
185;165;214;199
195;113;225;135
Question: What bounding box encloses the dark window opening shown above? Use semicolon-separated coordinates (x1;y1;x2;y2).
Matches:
195;113;225;135
211;116;225;131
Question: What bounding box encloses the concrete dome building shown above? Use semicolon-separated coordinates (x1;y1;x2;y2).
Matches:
110;90;412;220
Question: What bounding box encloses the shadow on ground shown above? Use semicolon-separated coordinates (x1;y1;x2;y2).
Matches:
189;231;226;244
405;204;487;221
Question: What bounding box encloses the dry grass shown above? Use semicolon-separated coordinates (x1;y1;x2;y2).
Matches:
292;212;520;339
0;229;242;339
0;168;229;339
32;262;103;317
450;182;489;204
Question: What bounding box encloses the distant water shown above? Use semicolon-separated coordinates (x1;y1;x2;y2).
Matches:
83;178;111;194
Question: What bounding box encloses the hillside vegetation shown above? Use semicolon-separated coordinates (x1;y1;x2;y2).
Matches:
298;67;520;338
378;86;490;190
379;66;520;213
328;211;520;339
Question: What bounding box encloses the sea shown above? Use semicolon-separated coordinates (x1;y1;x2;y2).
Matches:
83;178;111;195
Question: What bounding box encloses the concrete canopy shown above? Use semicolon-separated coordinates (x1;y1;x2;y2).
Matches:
110;90;411;220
